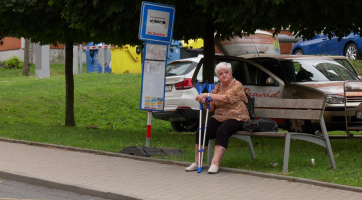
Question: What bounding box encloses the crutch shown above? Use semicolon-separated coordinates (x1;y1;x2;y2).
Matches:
196;81;206;173
200;82;215;171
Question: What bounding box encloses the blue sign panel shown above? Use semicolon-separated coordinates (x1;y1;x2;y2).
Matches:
138;2;176;44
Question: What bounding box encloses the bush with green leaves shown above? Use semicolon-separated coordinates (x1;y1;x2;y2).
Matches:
4;55;24;69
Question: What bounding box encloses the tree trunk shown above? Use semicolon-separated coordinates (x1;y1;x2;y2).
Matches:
0;31;4;46
203;20;215;84
23;38;30;76
65;40;76;127
201;20;216;124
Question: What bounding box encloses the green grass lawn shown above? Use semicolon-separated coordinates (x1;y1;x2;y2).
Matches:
349;59;362;74
1;63;362;187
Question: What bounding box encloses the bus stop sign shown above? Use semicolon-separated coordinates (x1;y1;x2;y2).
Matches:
138;2;176;44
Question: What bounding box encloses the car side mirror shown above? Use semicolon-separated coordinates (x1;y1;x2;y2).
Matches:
266;77;275;85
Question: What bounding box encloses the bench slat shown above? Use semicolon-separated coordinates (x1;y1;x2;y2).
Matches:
234;131;286;137
254;109;322;120
254;98;324;109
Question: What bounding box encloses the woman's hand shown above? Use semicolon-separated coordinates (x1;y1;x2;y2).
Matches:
195;93;208;103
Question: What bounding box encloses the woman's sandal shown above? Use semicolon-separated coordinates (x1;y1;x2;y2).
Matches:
185;163;198;172
208;165;219;174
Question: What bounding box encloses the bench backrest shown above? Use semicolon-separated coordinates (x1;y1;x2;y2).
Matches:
253;98;326;121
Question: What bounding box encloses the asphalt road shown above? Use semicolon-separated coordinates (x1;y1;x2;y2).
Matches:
0;178;109;200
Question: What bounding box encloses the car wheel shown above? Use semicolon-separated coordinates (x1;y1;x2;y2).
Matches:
345;43;360;60
293;49;304;55
287;119;315;134
171;121;198;132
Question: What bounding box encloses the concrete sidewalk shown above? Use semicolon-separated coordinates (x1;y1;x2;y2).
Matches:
0;139;361;200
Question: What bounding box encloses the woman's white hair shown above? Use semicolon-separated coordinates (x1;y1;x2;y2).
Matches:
215;62;232;74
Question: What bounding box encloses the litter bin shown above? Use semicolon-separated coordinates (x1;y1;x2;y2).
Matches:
167;40;183;63
84;42;111;73
110;45;142;74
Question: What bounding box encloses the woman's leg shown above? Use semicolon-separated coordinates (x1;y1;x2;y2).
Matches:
211;145;226;166
193;144;200;164
211;119;245;167
186;118;222;171
193;117;221;164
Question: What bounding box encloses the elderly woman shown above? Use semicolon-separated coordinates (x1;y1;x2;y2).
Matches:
185;62;249;174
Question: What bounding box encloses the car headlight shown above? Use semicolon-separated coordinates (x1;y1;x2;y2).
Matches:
325;95;345;104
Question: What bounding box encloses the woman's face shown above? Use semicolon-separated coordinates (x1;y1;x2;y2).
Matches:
216;68;233;83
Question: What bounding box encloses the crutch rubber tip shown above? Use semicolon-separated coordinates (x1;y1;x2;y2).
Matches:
197;167;203;173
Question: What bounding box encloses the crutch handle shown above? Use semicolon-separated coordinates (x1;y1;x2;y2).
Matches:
205;97;212;109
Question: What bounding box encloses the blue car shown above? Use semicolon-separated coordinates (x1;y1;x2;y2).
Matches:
291;33;362;60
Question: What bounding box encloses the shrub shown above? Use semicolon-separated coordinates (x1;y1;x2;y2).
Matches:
4;55;24;69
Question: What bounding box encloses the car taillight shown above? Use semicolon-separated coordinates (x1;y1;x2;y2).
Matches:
175;78;193;90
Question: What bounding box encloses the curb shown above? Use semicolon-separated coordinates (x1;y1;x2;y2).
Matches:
0;137;362;197
0;170;142;200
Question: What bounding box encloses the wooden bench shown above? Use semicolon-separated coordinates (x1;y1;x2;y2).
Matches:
206;98;337;173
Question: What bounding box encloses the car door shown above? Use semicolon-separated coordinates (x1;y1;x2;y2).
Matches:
192;56;285;99
326;35;340;55
304;34;328;55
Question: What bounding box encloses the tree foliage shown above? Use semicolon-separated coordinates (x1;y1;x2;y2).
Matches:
61;0;362;43
0;0;91;45
59;0;214;45
59;0;218;85
198;0;362;40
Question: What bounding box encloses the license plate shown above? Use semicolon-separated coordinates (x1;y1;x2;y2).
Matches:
165;85;172;92
356;111;362;120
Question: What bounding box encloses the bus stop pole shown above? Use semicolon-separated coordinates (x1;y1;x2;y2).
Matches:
146;111;152;148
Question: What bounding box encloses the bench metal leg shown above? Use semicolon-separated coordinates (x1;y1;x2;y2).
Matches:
231;135;256;160
283;116;336;173
207;139;213;165
320;117;337;170
283;133;291;173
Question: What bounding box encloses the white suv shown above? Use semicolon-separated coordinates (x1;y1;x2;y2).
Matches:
152;56;202;132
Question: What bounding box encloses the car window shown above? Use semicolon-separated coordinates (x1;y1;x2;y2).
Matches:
334;59;358;75
196;64;218;83
196;63;204;82
196;58;278;86
280;59;359;82
232;62;248;84
243;63;278;86
223;60;278;86
166;62;195;76
250;59;285;80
